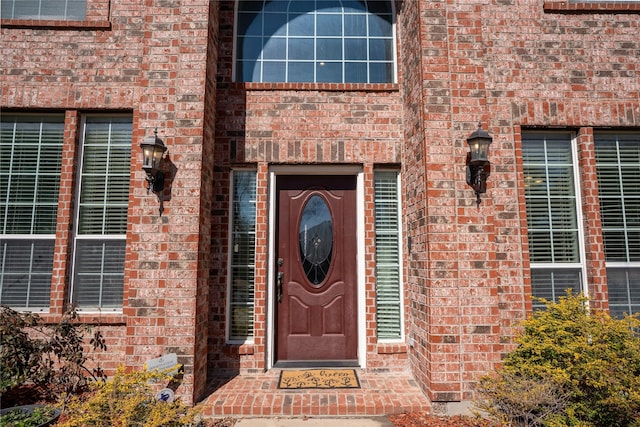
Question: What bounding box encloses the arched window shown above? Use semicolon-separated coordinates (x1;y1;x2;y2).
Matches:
235;0;395;83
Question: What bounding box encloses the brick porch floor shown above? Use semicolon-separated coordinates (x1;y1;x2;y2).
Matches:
200;369;431;417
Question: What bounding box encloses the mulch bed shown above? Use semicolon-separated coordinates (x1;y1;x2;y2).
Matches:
207;419;238;426
206;413;499;427
389;412;498;427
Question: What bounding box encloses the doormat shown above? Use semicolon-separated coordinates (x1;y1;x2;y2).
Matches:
278;369;360;389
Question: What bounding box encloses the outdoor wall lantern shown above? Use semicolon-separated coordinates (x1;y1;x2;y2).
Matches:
465;122;493;207
140;128;167;215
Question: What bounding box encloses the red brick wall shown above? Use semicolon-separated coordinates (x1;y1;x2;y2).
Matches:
395;0;432;397
397;0;640;403
1;0;216;405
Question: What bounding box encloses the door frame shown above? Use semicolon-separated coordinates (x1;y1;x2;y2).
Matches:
266;165;366;369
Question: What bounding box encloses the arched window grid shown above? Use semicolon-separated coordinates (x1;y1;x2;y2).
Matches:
234;0;395;84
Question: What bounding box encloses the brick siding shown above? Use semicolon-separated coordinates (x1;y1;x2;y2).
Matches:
1;0;215;405
2;0;639;407
396;0;640;402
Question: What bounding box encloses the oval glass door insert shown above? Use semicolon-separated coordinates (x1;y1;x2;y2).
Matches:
299;194;333;286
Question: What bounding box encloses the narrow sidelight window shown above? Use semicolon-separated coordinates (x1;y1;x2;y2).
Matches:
374;170;403;339
228;170;257;341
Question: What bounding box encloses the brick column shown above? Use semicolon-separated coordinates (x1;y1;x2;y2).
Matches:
124;0;216;404
399;0;507;403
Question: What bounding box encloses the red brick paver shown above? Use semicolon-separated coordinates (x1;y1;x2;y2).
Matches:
200;370;431;417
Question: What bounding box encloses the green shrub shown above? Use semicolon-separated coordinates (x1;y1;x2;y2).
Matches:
475;291;640;427
0;405;60;427
59;366;200;427
476;371;570;426
0;306;106;404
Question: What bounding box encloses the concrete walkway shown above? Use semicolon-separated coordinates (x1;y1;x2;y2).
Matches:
234;417;393;426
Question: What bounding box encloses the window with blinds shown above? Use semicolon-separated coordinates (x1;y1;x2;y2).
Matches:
374;171;403;340
0;0;86;20
228;170;257;341
595;131;640;317
522;131;583;309
72;116;131;310
0;115;64;310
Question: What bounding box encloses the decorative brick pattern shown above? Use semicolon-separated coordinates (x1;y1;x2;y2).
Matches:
544;1;640;13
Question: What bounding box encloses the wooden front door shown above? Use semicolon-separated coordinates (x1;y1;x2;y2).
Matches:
276;175;357;362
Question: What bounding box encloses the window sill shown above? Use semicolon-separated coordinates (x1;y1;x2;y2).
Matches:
0;19;111;30
376;342;408;354
39;312;126;325
234;82;399;92
224;343;255;356
543;1;640;13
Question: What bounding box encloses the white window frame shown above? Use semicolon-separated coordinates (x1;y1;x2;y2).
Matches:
0;114;65;312
373;169;404;342
523;131;589;307
594;130;640;317
69;115;131;312
0;0;87;20
265;165;365;369
226;168;258;343
233;0;397;84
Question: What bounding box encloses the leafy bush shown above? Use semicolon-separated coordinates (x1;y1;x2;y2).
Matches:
0;405;60;427
476;371;570;426
475;291;640;427
59;366;200;427
0;306;106;404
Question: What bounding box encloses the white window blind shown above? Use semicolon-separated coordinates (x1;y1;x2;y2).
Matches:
0;115;64;309
374;171;402;339
0;0;86;20
72;116;131;310
595;131;640;317
523;131;583;309
228;170;257;341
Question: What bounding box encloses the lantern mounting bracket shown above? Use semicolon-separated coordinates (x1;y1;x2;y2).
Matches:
145;169;165;195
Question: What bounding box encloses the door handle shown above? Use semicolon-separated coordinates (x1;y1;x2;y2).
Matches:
277;272;284;303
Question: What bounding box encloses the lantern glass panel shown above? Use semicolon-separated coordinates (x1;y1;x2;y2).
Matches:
151;146;164;169
141;144;154;169
468;137;491;162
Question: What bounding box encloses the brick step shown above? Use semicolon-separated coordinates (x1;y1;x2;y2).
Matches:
200;370;431;417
